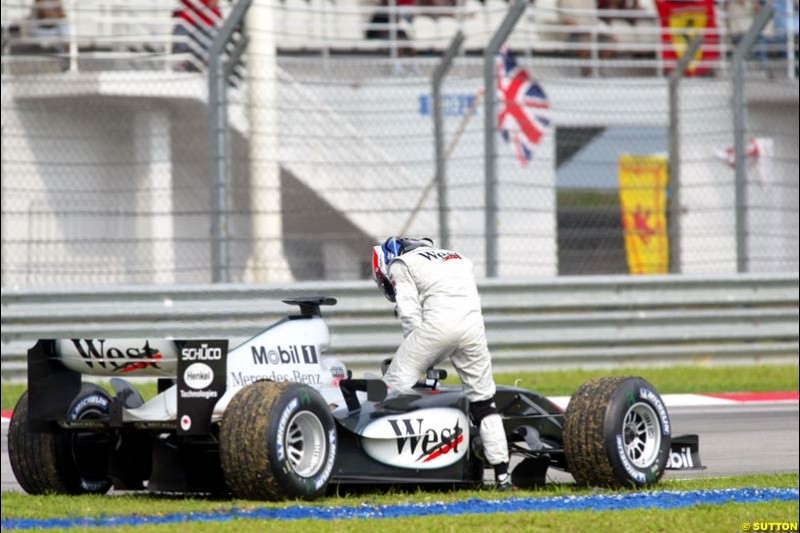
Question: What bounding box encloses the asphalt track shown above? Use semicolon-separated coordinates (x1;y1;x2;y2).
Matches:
2;402;798;493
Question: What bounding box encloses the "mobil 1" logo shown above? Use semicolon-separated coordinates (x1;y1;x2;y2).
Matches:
251;345;318;366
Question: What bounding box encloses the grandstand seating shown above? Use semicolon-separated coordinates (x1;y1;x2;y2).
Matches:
1;0;796;77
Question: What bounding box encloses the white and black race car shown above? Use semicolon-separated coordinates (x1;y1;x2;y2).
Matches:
9;297;703;500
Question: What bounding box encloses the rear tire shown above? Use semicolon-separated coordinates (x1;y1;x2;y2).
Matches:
220;381;337;500
563;376;671;488
9;384;113;495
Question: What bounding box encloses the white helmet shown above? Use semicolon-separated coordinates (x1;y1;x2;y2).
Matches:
371;237;433;302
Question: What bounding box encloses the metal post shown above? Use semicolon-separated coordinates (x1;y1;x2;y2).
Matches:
68;0;78;72
787;0;797;80
388;0;398;62
483;0;527;278
732;5;773;273
208;0;252;283
432;31;465;250
667;35;702;274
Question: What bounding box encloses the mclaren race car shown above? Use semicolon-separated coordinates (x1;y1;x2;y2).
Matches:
8;297;703;500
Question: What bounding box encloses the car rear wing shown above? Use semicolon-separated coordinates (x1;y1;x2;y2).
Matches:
27;339;228;435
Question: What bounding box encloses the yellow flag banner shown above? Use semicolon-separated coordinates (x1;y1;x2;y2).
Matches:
618;155;669;274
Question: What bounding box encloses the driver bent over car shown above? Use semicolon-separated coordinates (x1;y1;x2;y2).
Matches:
372;236;513;491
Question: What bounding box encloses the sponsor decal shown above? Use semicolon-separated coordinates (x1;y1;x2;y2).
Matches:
184;363;214;390
181;343;223;361
230;370;321;387
68;394;110;421
361;408;469;470
276;398;299;462
417;250;462;262
388;418;464;463
329;366;346;379
180;415;192;431
640;388;671;435
70;339;163;373
625;391;636;407
616;434;647;483
80;479;109;493
315;429;337;489
176;339;227;435
251;345;319;366
179;389;218;399
668;446;695;469
418;93;478;117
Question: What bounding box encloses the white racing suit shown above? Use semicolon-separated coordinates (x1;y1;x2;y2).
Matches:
383;246;510;469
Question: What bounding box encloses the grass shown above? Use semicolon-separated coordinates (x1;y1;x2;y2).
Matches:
2;474;797;521
493;364;800;397
2;365;797;412
16;501;797;533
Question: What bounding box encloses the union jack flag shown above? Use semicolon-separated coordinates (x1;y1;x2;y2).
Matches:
496;47;551;167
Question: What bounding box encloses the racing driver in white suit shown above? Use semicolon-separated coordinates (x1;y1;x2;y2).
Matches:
372;236;513;491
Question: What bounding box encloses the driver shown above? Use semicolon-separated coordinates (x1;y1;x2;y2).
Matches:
372;236;513;491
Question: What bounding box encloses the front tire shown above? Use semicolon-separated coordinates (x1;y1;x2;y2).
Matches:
220;381;337;500
9;384;113;495
563;376;671;488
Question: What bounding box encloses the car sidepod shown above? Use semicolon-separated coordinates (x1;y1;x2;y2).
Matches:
330;390;483;486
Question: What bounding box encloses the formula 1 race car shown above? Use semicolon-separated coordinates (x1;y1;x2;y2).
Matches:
8;297;703;500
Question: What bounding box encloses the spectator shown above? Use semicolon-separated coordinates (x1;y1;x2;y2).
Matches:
365;0;416;69
727;0;758;43
560;0;613;76
598;0;640;24
562;0;641;76
756;0;799;77
27;0;68;54
172;0;221;72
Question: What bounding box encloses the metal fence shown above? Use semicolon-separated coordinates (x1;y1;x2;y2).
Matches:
1;0;798;288
2;274;798;377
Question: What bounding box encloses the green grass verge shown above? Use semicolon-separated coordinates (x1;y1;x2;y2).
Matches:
2;474;797;520
493;364;800;397
24;500;799;533
2;365;797;412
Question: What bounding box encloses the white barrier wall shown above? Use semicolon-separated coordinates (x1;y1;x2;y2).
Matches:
1;67;797;286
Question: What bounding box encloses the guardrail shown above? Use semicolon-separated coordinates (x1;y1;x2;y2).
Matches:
2;273;797;378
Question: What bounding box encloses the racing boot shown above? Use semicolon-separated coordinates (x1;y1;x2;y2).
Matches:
494;462;515;492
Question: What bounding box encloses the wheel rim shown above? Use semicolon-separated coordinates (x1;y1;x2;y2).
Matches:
284;410;327;478
622;402;661;468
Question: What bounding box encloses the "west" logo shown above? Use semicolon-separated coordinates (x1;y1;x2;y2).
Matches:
70;339;163;373
417;250;462;262
388;418;464;463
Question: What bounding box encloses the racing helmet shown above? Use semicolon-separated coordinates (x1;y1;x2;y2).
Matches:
381;236;434;262
371;237;434;302
372;245;395;302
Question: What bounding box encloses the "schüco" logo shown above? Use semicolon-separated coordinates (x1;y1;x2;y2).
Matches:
182;344;223;361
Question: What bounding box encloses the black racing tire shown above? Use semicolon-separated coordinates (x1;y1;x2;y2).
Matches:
563;376;671;489
9;384;113;495
219;381;337;501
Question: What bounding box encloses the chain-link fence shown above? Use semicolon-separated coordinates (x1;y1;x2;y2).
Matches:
1;0;798;288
